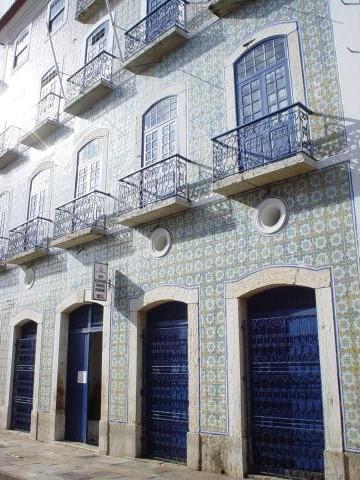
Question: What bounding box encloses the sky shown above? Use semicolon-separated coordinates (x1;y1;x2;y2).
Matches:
0;0;14;17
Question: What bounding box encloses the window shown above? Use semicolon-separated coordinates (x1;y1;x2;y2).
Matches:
86;22;109;63
40;68;59;98
0;192;9;238
13;27;30;69
142;96;178;167
234;37;291;124
28;170;50;220
48;0;65;34
76;139;102;197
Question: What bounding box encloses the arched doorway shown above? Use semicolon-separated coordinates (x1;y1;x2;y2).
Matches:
143;301;188;463
65;304;103;445
10;321;37;432
246;286;325;478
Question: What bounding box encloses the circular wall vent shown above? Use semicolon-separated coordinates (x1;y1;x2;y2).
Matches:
150;227;172;258
24;268;35;289
255;198;288;235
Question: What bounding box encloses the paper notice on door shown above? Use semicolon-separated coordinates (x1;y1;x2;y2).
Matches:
77;371;88;384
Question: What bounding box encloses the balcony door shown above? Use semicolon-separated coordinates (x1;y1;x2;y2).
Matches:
234;37;293;169
28;169;50;220
141;96;178;206
73;139;102;231
0;192;9;238
86;21;110;63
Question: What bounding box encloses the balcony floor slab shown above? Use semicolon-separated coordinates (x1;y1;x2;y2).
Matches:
7;247;49;265
0;149;21;169
64;79;114;116
213;152;317;196
118;196;190;227
20;119;64;149
51;226;106;249
75;0;105;23
208;0;250;17
124;26;189;74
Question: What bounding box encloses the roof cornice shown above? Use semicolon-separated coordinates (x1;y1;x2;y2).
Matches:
0;0;27;37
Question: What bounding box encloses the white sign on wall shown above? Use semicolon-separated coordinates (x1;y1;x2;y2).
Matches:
92;262;108;302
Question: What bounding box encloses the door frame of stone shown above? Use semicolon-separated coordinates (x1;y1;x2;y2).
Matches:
121;285;200;469
225;266;345;479
2;309;43;439
49;289;111;454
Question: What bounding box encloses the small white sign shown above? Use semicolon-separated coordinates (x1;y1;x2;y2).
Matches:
77;371;87;384
93;262;108;301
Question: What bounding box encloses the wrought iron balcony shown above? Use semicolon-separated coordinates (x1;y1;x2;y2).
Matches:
7;217;52;265
20;93;63;149
64;51;115;115
75;0;104;22
0;126;22;168
117;154;191;226
124;0;189;74
52;190;113;249
212;103;317;196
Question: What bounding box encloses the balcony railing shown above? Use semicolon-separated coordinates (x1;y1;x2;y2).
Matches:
0;126;21;154
125;0;187;59
76;0;101;18
37;92;62;124
66;51;114;100
0;237;8;262
118;154;190;214
53;190;113;239
7;217;52;257
212;103;314;182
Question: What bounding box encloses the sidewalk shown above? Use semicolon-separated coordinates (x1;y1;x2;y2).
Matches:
0;431;225;480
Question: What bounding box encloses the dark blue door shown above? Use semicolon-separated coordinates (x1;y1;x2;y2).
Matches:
11;322;37;432
144;302;188;462
65;305;103;443
247;287;325;479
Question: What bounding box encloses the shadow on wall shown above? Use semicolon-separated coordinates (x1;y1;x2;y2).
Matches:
114;270;144;316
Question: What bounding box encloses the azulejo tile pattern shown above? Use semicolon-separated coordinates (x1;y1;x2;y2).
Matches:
0;0;358;453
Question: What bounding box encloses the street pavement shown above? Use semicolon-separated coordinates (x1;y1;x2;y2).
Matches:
0;431;226;480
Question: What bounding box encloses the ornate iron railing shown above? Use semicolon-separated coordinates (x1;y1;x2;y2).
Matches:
0;237;8;262
53;190;113;239
66;51;114;100
125;0;187;59
75;0;101;18
0;126;22;154
7;217;52;257
212;103;314;182
118;154;190;214
37;92;62;124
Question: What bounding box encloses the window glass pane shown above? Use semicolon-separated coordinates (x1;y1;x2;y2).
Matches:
49;0;65;32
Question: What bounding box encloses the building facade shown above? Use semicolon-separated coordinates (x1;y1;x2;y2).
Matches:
0;0;359;478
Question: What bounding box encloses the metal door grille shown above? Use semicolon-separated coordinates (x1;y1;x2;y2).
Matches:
11;333;36;432
248;289;325;479
144;303;188;463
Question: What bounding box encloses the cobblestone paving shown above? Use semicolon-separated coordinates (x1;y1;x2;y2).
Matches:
0;431;225;480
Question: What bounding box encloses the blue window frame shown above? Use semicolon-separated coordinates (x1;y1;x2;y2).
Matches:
234;37;292;125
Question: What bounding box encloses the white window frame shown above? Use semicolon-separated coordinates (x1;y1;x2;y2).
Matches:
82;16;113;65
47;0;68;36
13;24;31;71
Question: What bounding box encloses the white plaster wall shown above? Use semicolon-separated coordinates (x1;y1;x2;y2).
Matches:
329;0;360;243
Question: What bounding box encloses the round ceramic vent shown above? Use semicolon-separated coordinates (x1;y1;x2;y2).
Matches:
150;227;172;258
24;268;35;289
255;198;288;235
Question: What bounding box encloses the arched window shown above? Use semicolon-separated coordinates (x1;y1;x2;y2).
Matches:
142;96;178;167
75;139;102;197
0;192;10;238
86;21;109;63
28;169;50;220
234;37;292;125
